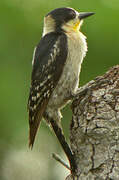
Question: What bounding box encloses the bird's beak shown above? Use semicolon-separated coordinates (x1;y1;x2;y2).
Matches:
79;12;95;20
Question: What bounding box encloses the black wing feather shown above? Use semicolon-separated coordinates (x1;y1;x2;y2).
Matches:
28;32;67;147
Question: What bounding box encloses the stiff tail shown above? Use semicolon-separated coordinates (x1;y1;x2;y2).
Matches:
28;99;48;148
29;117;41;148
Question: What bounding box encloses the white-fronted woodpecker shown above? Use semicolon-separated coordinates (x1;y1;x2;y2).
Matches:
28;7;94;175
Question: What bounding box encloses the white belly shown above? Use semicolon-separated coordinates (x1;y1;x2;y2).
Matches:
48;31;87;109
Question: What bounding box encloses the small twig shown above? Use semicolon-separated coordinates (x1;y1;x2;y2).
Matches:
52;153;70;170
50;118;77;174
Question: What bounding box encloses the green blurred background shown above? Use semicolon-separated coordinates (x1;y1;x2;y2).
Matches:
0;0;119;179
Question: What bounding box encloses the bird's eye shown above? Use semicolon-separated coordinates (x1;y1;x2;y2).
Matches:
64;10;76;23
68;10;76;19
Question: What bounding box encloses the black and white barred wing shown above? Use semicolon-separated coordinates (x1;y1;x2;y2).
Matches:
28;33;67;147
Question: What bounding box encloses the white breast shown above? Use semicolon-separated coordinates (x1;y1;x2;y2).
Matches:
63;31;87;92
48;31;87;109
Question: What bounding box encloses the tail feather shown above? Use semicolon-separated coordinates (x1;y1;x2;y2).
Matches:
28;99;48;148
29;116;41;148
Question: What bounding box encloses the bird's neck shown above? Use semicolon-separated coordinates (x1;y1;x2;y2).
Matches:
66;30;88;60
42;25;54;37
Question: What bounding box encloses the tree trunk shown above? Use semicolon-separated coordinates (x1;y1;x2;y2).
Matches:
66;65;119;180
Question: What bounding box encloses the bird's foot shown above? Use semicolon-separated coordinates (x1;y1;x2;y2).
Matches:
70;86;90;100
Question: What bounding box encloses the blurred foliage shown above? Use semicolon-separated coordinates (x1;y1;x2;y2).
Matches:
0;0;119;179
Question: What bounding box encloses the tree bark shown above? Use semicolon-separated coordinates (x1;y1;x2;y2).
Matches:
66;65;119;180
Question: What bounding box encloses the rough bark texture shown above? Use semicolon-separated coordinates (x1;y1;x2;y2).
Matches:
67;65;119;180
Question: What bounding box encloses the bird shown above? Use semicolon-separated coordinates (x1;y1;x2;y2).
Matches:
28;7;94;174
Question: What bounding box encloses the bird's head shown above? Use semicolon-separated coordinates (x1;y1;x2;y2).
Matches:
43;7;94;36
